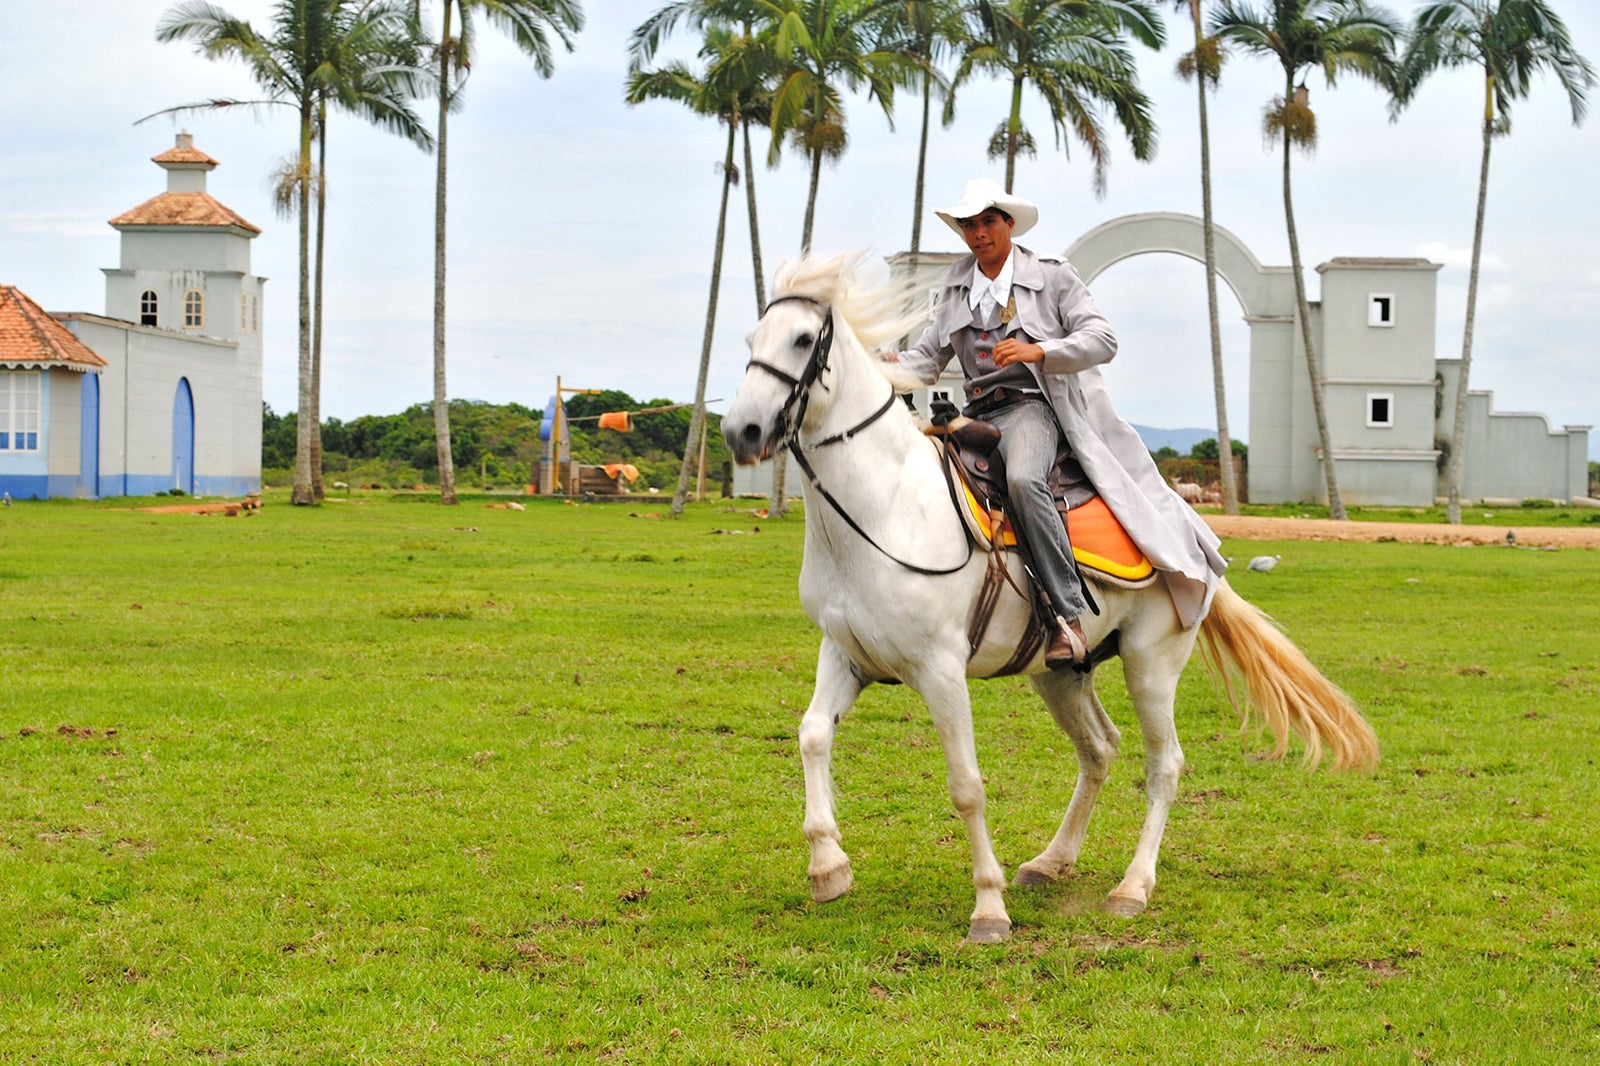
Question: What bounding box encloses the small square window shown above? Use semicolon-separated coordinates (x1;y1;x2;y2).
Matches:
1367;393;1394;428
1368;293;1395;327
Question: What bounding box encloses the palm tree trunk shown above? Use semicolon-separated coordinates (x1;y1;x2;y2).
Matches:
311;107;327;502
1193;16;1236;514
742;117;766;312
291;103;316;506
1005;75;1024;193
1448;103;1493;525
911;73;931;265
432;1;457;505
782;134;821;519
673;122;738;517
800;142;822;253
1281;83;1345;520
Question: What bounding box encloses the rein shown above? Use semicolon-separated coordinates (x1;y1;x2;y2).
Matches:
746;294;974;578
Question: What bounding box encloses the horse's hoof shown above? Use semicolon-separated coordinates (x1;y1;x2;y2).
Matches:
1014;863;1059;888
963;916;1012;945
1104;892;1147;918
809;861;853;903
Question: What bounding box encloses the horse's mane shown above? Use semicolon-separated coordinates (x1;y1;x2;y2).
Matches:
770;252;928;354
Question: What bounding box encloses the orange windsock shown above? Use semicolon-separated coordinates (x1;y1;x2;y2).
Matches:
598;411;633;432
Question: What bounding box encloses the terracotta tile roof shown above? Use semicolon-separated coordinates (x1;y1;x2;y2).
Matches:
152;144;219;166
109;191;261;234
0;285;108;370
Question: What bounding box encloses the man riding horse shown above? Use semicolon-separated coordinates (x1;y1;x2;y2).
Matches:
893;179;1228;664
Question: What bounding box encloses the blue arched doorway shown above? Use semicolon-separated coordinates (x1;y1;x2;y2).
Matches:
172;378;195;494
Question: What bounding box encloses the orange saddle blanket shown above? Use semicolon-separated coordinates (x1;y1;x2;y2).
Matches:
956;479;1155;585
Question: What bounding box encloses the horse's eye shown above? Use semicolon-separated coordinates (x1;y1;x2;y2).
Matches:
795;332;815;350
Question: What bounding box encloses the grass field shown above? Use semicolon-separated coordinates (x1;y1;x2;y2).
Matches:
2;494;1597;1064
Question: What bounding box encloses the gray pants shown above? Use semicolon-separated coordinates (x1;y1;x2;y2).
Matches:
985;398;1087;624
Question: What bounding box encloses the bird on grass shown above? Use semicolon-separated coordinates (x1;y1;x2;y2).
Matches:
1246;554;1281;572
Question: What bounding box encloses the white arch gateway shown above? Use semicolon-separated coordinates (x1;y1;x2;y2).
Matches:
1065;211;1295;323
1059;212;1589;506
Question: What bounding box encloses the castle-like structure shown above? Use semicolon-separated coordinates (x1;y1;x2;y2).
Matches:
0;133;264;499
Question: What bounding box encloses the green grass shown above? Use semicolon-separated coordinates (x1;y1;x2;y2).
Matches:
1;494;1597;1063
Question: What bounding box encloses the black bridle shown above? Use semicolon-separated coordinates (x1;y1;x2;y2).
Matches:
745;294;972;577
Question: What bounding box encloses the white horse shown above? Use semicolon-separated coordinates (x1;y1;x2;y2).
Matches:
723;253;1378;944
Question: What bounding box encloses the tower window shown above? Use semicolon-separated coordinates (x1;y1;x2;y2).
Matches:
0;371;42;451
140;290;158;327
1368;293;1395;327
1367;393;1394;428
183;289;205;329
241;293;249;330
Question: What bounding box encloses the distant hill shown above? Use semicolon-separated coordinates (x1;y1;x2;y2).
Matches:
1132;425;1218;455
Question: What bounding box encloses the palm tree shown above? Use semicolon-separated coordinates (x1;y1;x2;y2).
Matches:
417;0;583;505
1393;1;1594;524
1171;0;1237;513
876;2;962;265
628;23;775;516
761;0;912;251
951;0;1164;195
1212;0;1401;521
631;3;777;312
631;3;781;512
157;0;430;506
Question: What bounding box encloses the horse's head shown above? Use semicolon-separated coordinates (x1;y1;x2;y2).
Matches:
724;253;921;465
723;255;852;465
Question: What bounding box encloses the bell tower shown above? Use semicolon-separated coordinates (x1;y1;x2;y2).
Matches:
102;132;265;357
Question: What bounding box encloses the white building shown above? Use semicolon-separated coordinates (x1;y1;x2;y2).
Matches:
736;214;1590;507
0;133;264;499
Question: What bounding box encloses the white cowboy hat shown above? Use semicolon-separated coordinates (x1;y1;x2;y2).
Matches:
934;178;1039;239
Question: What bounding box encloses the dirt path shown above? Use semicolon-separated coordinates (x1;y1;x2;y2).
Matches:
1203;514;1600;549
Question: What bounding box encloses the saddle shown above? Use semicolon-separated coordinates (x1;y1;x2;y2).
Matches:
932;412;1155;588
927;404;1155;679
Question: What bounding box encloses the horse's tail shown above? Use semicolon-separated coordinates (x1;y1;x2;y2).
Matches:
1198;577;1379;773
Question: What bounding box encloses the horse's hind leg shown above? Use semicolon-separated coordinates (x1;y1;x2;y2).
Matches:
800;638;864;903
1015;667;1122;887
1105;631;1194;917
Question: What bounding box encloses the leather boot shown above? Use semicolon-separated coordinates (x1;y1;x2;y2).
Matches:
1045;617;1089;669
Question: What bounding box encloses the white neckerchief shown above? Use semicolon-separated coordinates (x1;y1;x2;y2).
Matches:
967;249;1015;320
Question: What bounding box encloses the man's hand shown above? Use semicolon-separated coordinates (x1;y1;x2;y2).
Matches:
992;338;1044;367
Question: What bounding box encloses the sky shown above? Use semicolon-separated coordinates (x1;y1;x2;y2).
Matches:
3;1;1597;458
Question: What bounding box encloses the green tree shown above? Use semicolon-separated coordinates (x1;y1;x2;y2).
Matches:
761;0;911;251
158;0;428;506
416;0;584;504
1212;0;1402;521
1393;0;1594;524
951;0;1163;194
1171;0;1238;513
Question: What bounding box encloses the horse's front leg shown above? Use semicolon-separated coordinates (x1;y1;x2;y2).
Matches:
799;638;864;903
913;665;1011;944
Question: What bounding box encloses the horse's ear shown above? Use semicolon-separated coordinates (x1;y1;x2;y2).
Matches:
870;353;928;395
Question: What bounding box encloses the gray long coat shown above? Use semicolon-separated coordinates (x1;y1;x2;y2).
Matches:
901;245;1227;628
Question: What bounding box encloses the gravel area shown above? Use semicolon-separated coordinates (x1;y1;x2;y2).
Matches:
1203;514;1600;549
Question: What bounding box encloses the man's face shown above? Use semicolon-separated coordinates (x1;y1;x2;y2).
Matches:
957;208;1014;271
